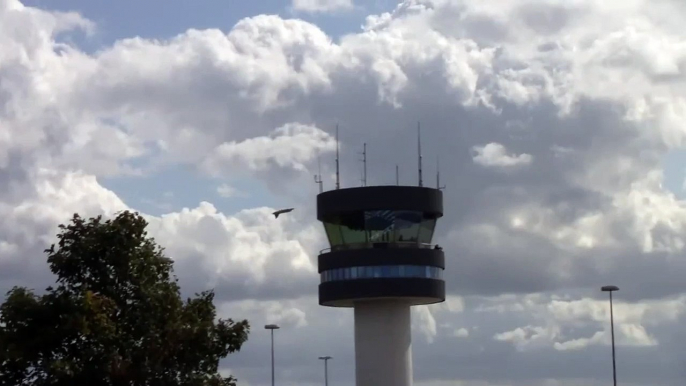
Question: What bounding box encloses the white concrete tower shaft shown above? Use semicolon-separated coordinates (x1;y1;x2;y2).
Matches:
354;300;413;386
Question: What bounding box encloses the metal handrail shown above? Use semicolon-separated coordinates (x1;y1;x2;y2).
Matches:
318;241;436;255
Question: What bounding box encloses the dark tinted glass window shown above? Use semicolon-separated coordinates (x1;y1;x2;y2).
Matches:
320;265;444;283
324;223;344;247
340;223;367;244
418;217;436;244
395;211;422;243
366;210;395;242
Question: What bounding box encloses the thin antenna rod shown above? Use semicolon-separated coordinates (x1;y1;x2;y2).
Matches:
418;122;423;187
314;156;323;193
335;124;340;190
437;156;446;190
360;143;367;187
396;164;399;186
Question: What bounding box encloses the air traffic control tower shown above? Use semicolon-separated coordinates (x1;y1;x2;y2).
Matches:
316;184;445;386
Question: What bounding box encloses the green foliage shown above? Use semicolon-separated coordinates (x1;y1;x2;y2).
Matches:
0;211;250;386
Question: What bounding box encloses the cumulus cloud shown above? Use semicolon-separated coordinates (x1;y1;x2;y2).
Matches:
201;123;336;177
3;0;686;384
145;202;322;302
485;294;682;352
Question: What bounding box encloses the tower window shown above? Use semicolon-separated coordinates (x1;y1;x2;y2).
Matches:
320;265;443;283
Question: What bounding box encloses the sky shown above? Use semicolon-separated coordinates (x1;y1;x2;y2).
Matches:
1;0;686;385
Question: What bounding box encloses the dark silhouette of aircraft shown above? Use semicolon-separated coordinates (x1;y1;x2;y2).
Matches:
273;208;295;218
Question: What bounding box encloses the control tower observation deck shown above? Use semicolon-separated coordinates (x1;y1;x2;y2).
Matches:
316;185;445;386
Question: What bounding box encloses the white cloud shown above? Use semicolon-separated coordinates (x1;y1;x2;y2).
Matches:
145;202;321;300
553;331;605;351
201;123;336;177
452;327;470;338
486;294;682;352
553;323;658;351
220;299;310;329
413;305;438;343
291;0;353;13
494;325;560;352
434;296;466;314
472;142;533;168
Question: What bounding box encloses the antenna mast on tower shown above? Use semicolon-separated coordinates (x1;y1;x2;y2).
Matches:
335;124;340;190
417;122;423;187
358;143;367;187
396;164;399;185
314;156;323;193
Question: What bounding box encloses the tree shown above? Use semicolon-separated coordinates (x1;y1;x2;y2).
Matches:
0;211;250;386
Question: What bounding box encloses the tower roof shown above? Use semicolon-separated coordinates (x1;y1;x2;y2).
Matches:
317;185;443;222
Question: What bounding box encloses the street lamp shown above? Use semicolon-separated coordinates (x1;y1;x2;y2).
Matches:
601;285;619;386
318;356;332;386
265;324;280;386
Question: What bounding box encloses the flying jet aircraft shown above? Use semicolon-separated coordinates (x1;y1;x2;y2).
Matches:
273;208;294;218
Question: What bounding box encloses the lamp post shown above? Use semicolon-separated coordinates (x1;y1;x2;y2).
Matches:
265;324;280;386
601;285;619;386
318;356;332;386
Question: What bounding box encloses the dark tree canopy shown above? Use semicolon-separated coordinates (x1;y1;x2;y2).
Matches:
0;211;250;386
